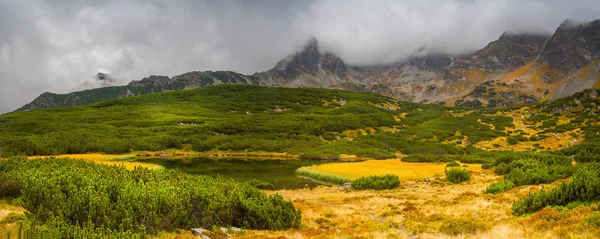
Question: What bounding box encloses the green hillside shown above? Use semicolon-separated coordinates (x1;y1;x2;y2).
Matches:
1;85;599;160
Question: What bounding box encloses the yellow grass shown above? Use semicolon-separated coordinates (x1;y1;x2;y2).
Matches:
475;108;584;151
499;60;536;83
301;160;482;181
27;154;161;170
224;169;600;239
594;76;600;89
0;200;27;238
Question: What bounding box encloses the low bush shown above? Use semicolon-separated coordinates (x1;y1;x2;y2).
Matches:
445;167;471;184
244;179;274;190
512;163;600;215
0;171;21;198
1;157;302;237
446;161;460;167
484;180;515;194
351;174;400;190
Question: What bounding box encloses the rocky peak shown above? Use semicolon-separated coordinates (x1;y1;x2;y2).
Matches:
273;37;322;78
455;32;549;71
127;75;172;87
403;54;453;71
321;52;347;78
541;19;600;78
18;92;57;111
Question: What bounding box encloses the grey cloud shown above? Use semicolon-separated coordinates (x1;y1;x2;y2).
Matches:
1;0;599;113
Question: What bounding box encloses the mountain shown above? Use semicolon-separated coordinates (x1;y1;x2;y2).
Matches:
18;71;254;111
17;19;600;111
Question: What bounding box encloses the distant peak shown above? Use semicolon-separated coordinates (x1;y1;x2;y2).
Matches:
557;18;600;31
559;18;580;29
302;37;319;51
498;31;550;40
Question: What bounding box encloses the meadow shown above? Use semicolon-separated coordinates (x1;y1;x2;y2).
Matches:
1;85;600;238
0;84;531;160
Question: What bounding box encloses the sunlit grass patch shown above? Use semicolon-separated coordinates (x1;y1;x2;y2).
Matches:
300;160;481;181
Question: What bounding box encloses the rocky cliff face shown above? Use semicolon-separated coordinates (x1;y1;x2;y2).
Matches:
17;19;600;111
541;19;600;79
255;19;599;107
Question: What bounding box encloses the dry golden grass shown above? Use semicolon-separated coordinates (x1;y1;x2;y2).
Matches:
594;76;600;89
301;160;481;181
499;60;537;84
227;170;600;239
0;200;27;238
27;154;161;170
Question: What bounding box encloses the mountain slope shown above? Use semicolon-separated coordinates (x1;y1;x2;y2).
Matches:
17;19;600;111
1;84;599;159
18;71;254;111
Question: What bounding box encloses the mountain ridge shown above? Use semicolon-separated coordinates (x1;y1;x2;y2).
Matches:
16;19;600;112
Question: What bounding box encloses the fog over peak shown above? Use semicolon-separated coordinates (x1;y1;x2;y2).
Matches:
1;0;599;113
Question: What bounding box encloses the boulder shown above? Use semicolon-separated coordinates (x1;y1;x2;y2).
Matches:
191;228;211;239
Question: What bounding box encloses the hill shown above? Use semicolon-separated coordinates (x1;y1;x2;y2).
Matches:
2;84;599;159
17;19;600;112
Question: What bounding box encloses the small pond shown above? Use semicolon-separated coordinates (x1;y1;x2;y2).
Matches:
139;157;335;190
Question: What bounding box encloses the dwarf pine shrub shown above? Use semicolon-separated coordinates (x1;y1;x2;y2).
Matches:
1;157;302;238
512;163;600;215
351;174;400;190
445;167;471;184
484;180;515;194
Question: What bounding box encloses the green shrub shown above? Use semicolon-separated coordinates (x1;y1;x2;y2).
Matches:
507;136;519;145
445;167;471;184
446;161;460;167
244;179;274;190
351;175;400;190
0;171;21;198
484;180;515;194
512;163;600;215
1;157;302;237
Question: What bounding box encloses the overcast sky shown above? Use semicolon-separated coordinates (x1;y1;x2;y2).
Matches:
1;0;599;113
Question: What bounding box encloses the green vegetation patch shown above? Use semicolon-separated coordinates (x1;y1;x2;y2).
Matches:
0;157;301;238
295;167;351;185
351;174;400;190
484;180;516;194
244;179;275;190
445;167;471;184
512;163;600;215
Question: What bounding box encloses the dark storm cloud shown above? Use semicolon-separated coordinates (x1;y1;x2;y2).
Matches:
0;0;599;113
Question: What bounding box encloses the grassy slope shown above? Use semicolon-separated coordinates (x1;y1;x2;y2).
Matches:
1;85;599;160
0;84;509;159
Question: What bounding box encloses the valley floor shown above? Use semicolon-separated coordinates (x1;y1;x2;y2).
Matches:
3;156;599;238
231;170;598;239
